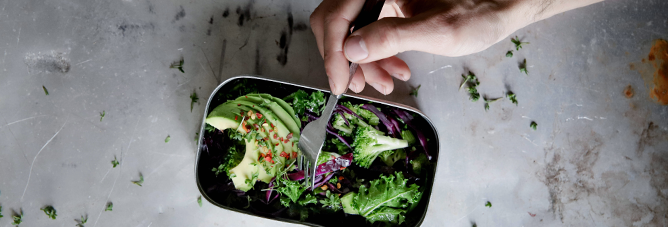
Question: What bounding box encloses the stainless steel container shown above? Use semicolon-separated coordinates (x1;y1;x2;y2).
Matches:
195;75;440;227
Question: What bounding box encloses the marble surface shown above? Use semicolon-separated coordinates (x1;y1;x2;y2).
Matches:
0;0;667;226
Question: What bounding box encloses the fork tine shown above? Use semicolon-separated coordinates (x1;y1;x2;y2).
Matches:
298;155;303;170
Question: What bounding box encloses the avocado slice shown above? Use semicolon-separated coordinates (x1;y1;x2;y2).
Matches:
235;95;301;136
228;138;261;192
248;93;301;128
341;192;358;215
205;103;248;132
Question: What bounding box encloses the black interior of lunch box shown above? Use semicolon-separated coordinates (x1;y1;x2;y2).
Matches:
196;76;439;227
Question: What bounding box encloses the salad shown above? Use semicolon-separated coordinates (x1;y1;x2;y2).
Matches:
199;79;435;226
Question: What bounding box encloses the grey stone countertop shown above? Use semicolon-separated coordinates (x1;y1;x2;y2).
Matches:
0;0;667;226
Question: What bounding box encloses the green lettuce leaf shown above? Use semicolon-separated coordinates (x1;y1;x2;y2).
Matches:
354;172;421;224
276;177;307;203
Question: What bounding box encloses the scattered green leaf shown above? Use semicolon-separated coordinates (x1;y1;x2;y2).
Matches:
170;58;184;73
132;173;143;186
506;51;513;57
485;201;492;208
105;202;113;211
40;205;57;220
530;121;538;130
11;209;23;226
461;72;481;102
111;156;119;168
409;85;421;97
506;92;518;105
190;91;198;112
194;132;199;141
511;36;529;50
353;172;421;224
484;97;503;112
519;59;528;75
0;206;3;219
99;111;105;121
165;135;170;143
197;196;202;207
43;85;49;95
76;214;88;227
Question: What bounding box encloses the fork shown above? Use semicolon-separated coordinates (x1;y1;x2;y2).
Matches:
297;0;386;189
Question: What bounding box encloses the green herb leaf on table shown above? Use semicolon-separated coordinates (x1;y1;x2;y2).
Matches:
165;135;170;143
319;191;342;212
519;59;528;75
111;156;119;168
506;51;513;57
484;97;503;112
409;85;421;97
40;206;57;220
511;36;529;50
99;111;105;121
132;173;143;186
170;58;184;73
11;210;23;225
76;214;88;227
530;121;538;130
198;196;203;207
105;202;113;211
0;206;3;219
353;172;421;224
190;91;198;112
461;72;481;102
194;132;199;141
43;85;49;95
485;201;492;207
506;92;518;105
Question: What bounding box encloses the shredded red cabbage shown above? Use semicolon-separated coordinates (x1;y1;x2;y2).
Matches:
392;109;432;161
286;153;353;181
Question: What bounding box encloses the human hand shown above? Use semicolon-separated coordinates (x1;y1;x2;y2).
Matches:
310;0;603;95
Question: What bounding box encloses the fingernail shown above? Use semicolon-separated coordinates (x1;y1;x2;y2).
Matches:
370;83;387;95
345;36;368;62
349;83;357;93
329;77;337;93
392;73;407;81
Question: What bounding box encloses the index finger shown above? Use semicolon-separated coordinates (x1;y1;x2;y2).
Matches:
323;0;365;95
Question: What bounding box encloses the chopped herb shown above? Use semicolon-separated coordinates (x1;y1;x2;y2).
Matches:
76;214;88;227
99;111;105;121
111;156;119;168
519;59;528;75
43;85;49;95
460;72;481;102
485;201;492;208
165;135;171;143
11;210;23;225
211;164;224;177
40;206;57;219
506;51;513;57
511;36;529;50
105;202;113;211
506;92;518;105
283;90;326;116
197;196;203;207
170;58;184;73
530;121;538;130
0;206;3;219
190;91;199;112
132;173;143;186
410;85;421;97
194;132;199;141
484;97;503;112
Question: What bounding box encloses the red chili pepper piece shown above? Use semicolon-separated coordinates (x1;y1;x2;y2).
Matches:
256;113;263;119
286;133;293;140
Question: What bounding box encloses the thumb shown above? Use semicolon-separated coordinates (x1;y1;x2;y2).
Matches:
343;16;433;63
